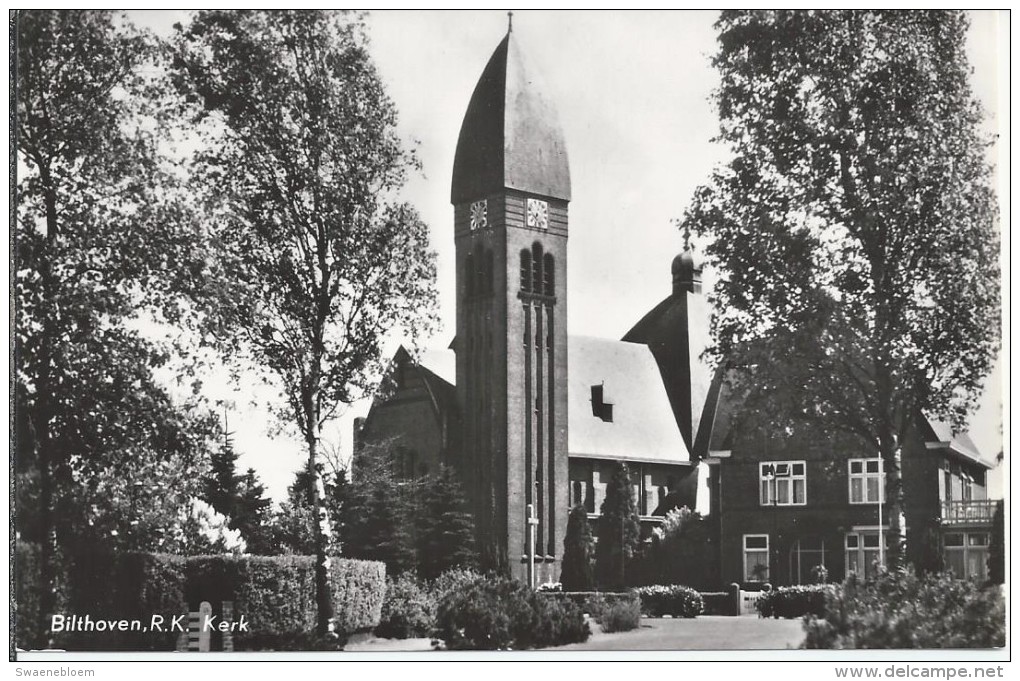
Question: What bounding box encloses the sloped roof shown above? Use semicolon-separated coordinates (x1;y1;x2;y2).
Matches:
399;337;689;465
923;416;992;468
451;31;571;204
623;292;714;448
419;348;456;386
567;336;689;464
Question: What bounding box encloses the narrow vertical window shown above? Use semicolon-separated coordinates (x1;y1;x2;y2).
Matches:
531;243;543;294
520;250;532;293
543;253;555;296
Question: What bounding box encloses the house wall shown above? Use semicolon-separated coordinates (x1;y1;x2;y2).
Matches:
716;422;968;587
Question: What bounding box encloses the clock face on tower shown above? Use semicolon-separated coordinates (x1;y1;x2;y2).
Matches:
526;198;548;230
470;200;487;230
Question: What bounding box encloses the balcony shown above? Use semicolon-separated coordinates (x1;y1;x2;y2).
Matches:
941;499;996;526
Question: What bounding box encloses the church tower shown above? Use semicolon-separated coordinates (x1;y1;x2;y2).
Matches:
451;24;570;583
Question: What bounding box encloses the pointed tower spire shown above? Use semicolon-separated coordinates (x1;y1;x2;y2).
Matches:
507;10;513;33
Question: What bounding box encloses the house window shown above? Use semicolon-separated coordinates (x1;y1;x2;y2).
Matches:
789;538;826;585
848;458;885;504
944;532;989;581
759;461;806;506
743;534;770;582
845;530;889;578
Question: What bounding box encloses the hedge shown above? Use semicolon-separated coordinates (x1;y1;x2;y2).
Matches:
634;585;703;618
756;585;832;619
15;541;43;649
61;551;187;651
538;591;640;616
24;551;384;651
700;591;733;616
185;555;385;649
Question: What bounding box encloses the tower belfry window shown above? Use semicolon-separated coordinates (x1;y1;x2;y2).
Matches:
543;253;555;296
520;250;532;293
531;243;544;294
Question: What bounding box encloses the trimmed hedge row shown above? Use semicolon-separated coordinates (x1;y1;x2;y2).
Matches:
23;551;384;651
756;584;832;620
700;591;732;616
634;585;704;618
537;591;641;615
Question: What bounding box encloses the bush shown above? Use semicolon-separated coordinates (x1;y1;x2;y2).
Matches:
757;585;832;619
538;591;639;619
429;567;485;603
599;597;642;633
802;570;1006;649
634;585;703;618
375;573;435;639
436;578;589;650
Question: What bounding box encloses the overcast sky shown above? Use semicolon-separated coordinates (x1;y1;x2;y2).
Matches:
131;10;1007;503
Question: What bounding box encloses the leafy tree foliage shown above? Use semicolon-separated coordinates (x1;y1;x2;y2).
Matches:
987;499;1004;585
648;506;717;590
594;463;641;590
560;505;595;592
15;10;222;644
416;466;478;580
172;10;439;634
684;11;999;566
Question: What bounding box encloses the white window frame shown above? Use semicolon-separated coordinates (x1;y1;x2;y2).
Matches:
944;532;990;580
844;528;890;577
759;460;807;506
848;457;885;504
743;534;770;582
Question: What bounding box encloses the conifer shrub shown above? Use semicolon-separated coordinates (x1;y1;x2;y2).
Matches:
802;570;1006;649
633;584;704;618
374;573;435;639
598;595;643;633
436;578;590;650
756;584;832;619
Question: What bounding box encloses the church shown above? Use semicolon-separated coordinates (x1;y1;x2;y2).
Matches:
354;25;997;588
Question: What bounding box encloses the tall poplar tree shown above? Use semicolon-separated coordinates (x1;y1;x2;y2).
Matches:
173;10;438;634
684;11;999;566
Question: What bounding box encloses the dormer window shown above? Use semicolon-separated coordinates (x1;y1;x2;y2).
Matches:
591;383;613;423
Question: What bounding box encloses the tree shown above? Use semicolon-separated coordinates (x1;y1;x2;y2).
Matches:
560;505;595;591
172;10;439;635
684;11;999;567
15;10;222;645
233;468;276;554
203;426;241;520
987;499;1004;584
650;506;717;589
594;462;641;590
416;466;478;580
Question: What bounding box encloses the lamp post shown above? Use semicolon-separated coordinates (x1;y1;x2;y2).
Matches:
526;503;538;589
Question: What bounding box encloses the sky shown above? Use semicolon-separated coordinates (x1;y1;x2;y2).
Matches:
130;10;1008;504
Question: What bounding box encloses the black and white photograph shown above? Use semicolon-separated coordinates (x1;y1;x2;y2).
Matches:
11;8;1008;671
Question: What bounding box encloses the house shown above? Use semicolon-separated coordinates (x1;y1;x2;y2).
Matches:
354;24;996;588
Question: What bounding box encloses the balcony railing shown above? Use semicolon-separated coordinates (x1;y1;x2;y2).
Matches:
941;499;996;525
